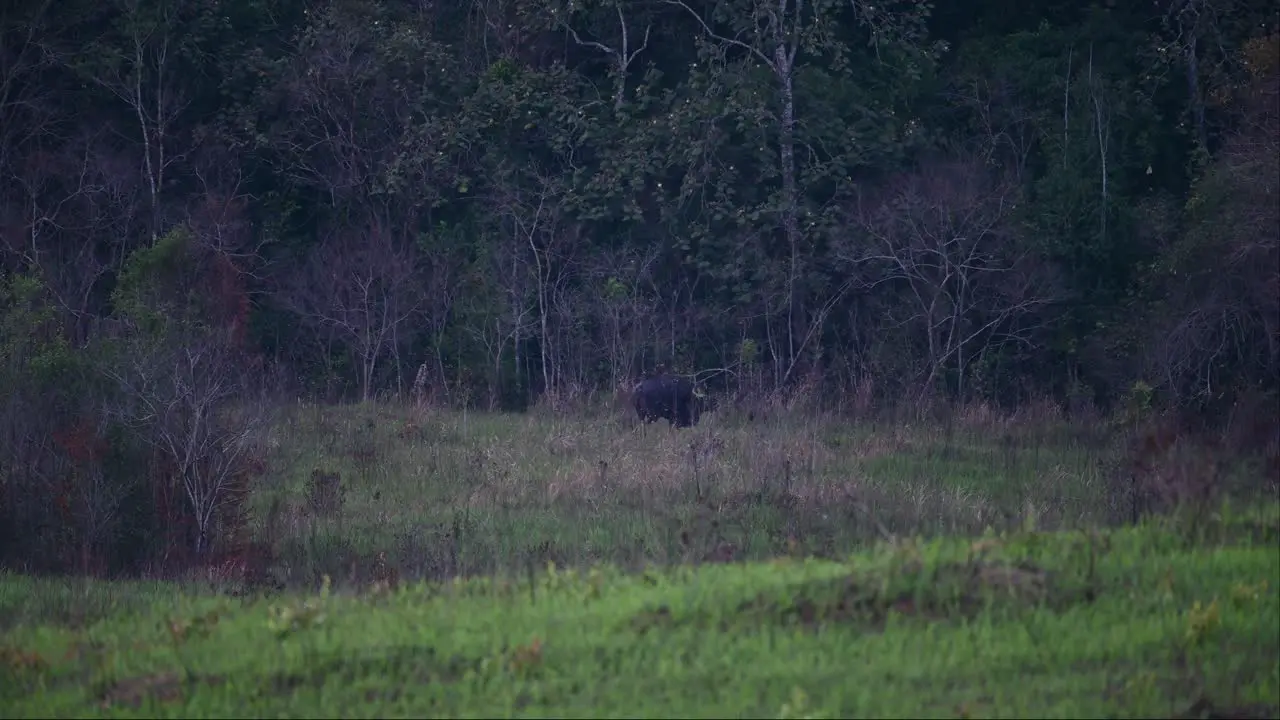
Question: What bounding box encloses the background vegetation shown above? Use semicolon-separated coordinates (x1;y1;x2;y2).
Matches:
0;0;1275;591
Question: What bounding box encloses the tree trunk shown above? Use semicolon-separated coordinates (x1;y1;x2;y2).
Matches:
777;55;802;378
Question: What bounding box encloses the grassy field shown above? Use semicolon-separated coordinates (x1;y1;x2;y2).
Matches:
2;400;1276;717
1;501;1277;717
247;399;1140;589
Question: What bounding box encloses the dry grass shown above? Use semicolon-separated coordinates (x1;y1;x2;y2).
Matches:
226;395;1272;592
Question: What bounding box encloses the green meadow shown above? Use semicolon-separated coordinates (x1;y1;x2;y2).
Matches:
1;402;1276;717
245;400;1127;584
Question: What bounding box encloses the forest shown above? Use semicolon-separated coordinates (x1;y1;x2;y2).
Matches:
0;0;1276;576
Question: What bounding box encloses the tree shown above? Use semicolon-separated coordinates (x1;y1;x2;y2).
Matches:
586;244;662;388
1145;32;1279;412
658;0;937;381
0;270;110;572
72;0;212;242
662;0;835;372
842;155;1059;404
458;53;600;399
281;227;426;403
540;0;653;111
105;226;266;558
106;328;265;557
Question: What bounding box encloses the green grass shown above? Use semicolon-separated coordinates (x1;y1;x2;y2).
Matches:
252;400;1132;587
2;502;1277;717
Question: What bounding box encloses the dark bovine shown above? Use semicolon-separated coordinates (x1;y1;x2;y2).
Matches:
633;374;703;428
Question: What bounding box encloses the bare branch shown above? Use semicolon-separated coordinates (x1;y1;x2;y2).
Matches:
280;221;426;401
839;155;1060;405
662;0;778;71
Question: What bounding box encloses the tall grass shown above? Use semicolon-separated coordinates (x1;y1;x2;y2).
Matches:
241;396;1154;590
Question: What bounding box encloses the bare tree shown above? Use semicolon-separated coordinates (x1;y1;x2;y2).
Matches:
43;405;134;575
842;156;1059;405
1149;35;1279;407
282;224;426;403
106;331;266;557
1;0;150;337
76;0;193;242
268;4;457;402
8;130;147;345
490;163;580;396
588;244;661;388
549;261;591;393
467;228;536;409
547;0;653;111
1086;43;1111;247
0;0;57;230
945;74;1038;183
412;241;463;405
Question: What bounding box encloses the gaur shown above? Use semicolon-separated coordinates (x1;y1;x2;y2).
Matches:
633;373;705;428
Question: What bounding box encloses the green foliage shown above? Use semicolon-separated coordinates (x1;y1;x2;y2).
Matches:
3;0;1277;418
0;272;76;388
0;271;102;423
1121;379;1155;426
0;270;152;577
110;227;207;340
